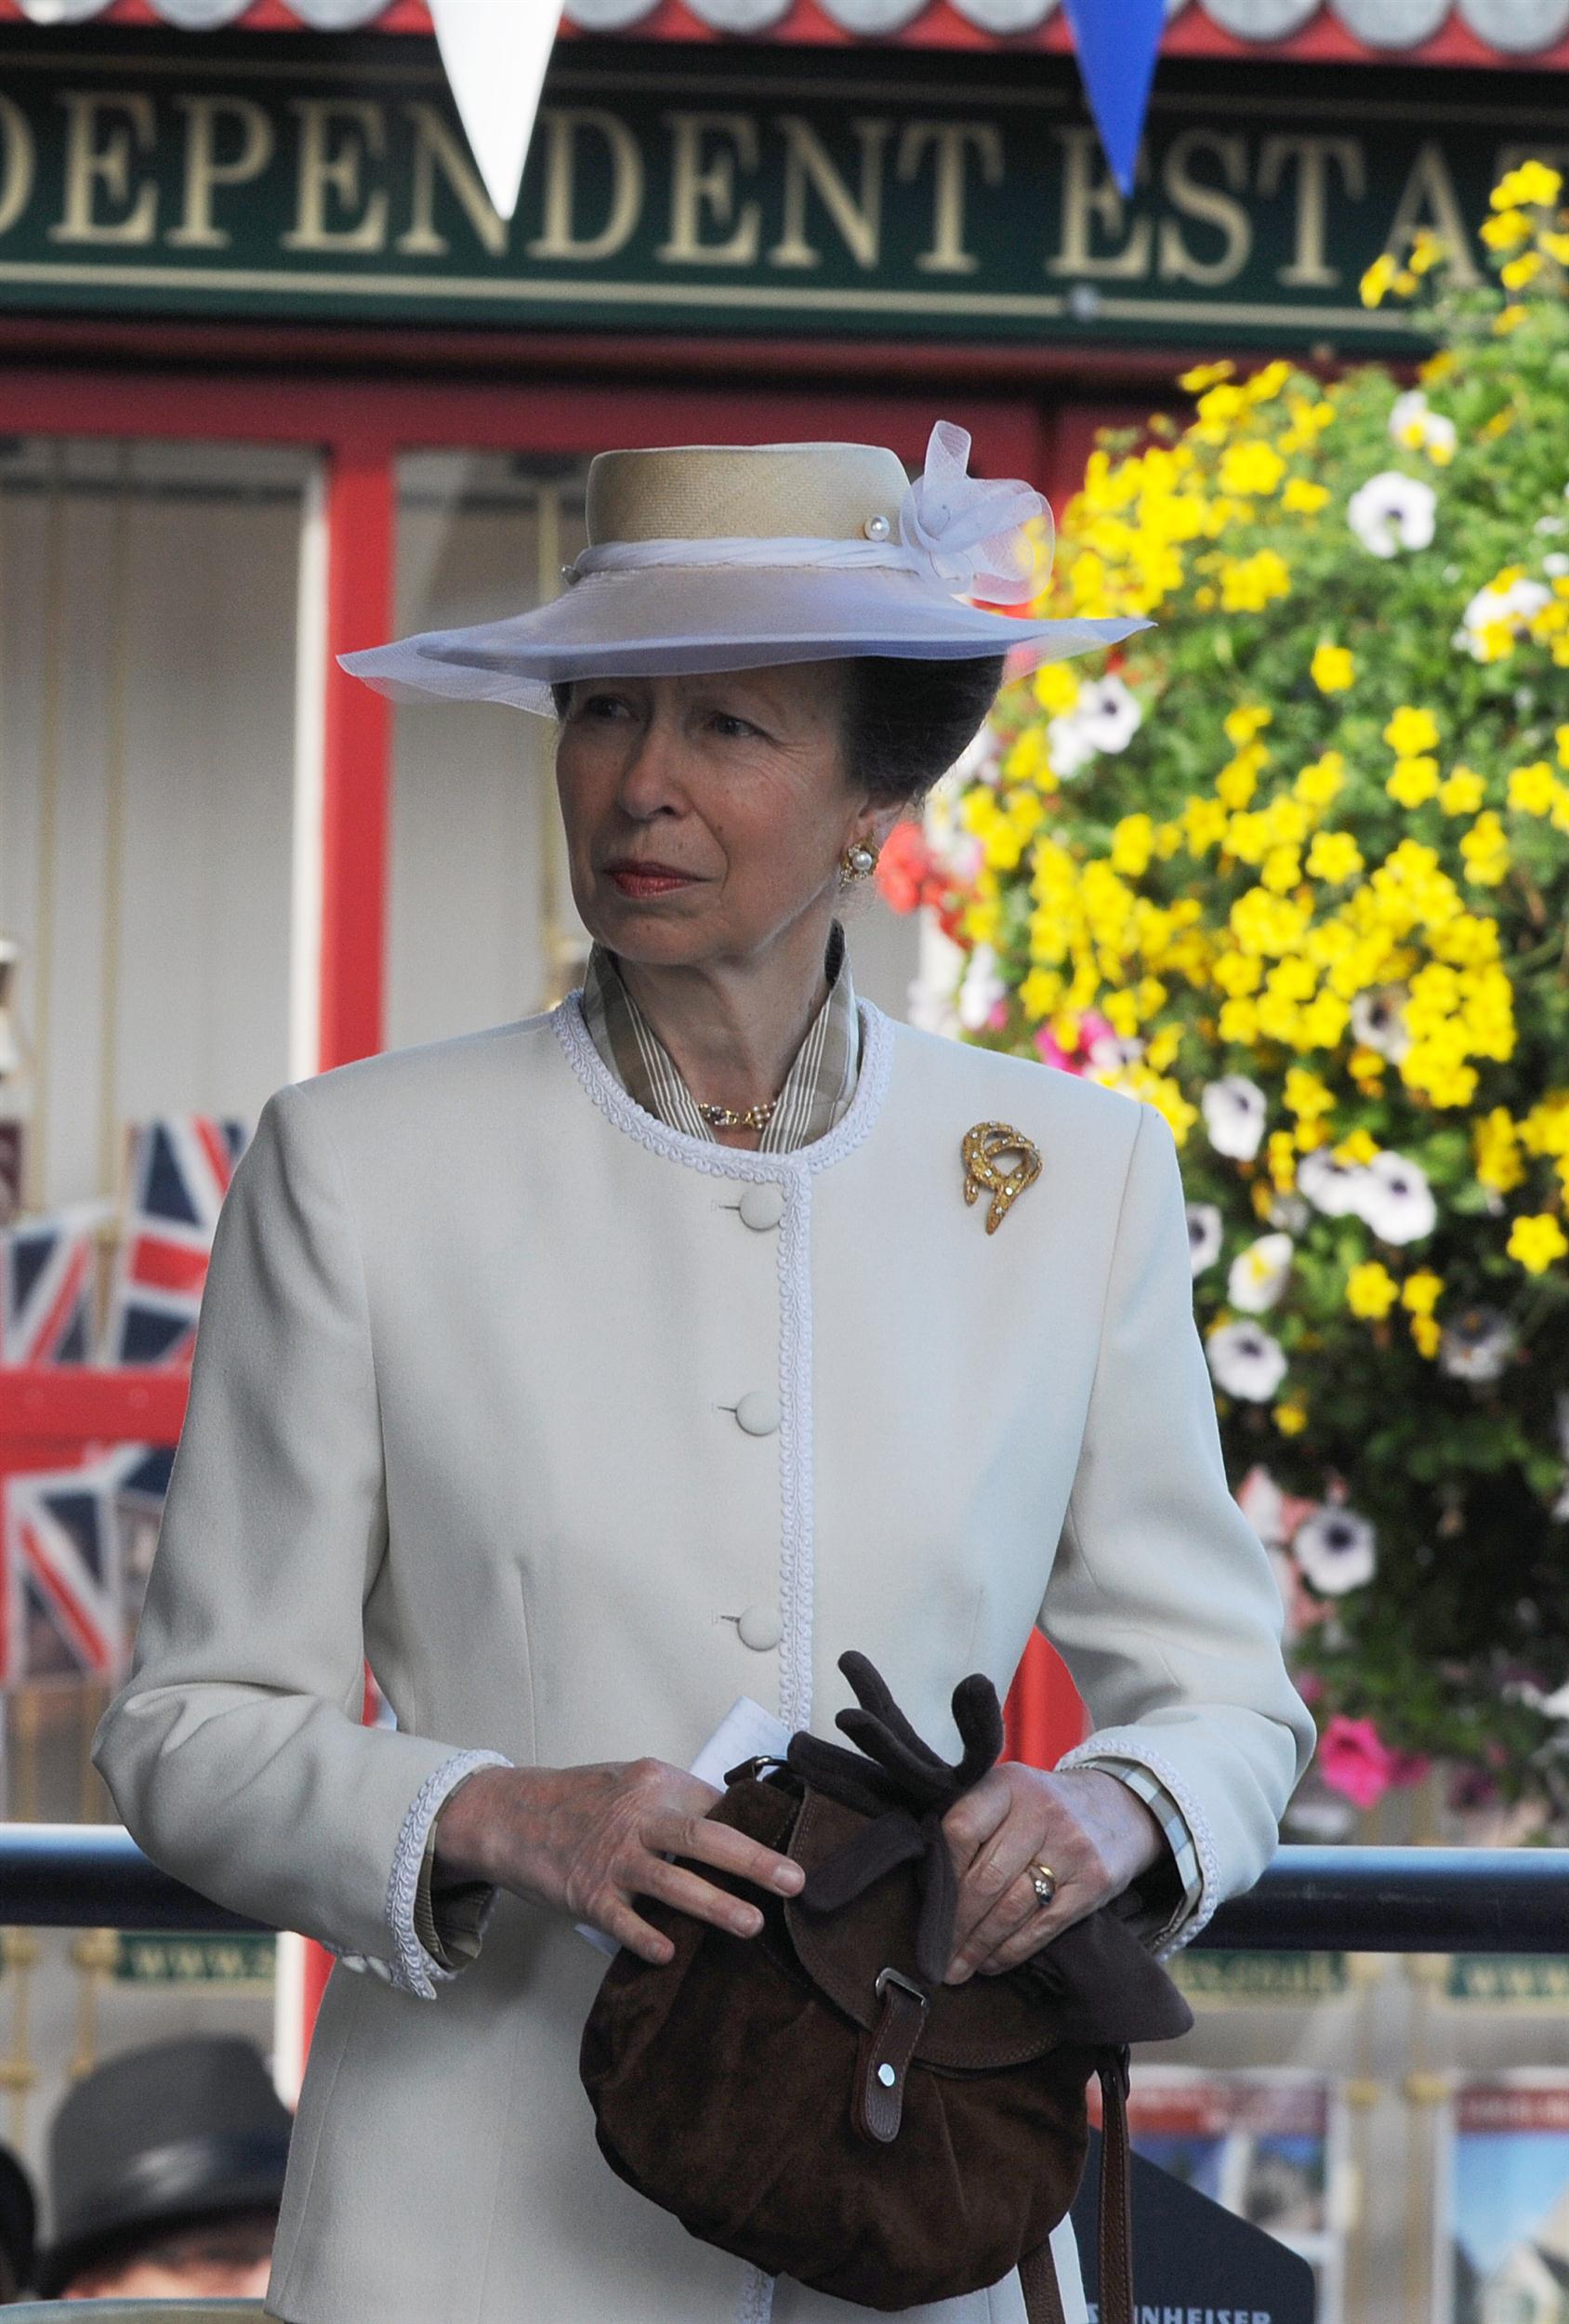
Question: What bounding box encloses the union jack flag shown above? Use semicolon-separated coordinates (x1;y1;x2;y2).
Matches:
0;1442;161;1682
0;1201;107;1364
99;1117;250;1367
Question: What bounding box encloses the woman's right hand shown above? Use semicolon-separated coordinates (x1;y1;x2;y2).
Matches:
430;1760;805;1964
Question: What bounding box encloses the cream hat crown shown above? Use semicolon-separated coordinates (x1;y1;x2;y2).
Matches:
339;420;1152;716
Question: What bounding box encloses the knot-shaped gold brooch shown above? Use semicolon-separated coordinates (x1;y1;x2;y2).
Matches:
961;1121;1042;1235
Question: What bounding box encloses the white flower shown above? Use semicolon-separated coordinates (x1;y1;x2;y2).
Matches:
1356;1149;1437;1245
1046;712;1100;779
1187;1202;1224;1276
1347;470;1437;559
1389;390;1457;464
1545;553;1569;579
1437;1304;1517;1383
948;725;1003;790
1455;574;1551;661
1297;1146;1370;1219
1267;1192;1312;1234
1201;1075;1268;1162
1205;1319;1288;1402
1227;1231;1295;1314
1294;1502;1377;1595
1540;1675;1569;1719
956;943;1006;1033
1075;676;1142;755
1351;984;1412;1063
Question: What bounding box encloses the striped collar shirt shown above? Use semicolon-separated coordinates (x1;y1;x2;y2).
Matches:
577;918;861;1153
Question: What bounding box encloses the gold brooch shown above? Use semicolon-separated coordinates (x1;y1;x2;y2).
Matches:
961;1121;1042;1235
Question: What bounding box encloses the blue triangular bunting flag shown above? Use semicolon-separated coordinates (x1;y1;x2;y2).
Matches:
1061;0;1166;200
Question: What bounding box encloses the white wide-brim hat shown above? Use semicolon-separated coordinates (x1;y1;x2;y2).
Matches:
339;420;1153;716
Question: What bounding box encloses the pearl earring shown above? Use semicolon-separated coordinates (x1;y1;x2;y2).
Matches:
840;838;878;881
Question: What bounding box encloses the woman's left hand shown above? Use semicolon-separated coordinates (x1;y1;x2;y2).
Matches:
938;1764;1167;1984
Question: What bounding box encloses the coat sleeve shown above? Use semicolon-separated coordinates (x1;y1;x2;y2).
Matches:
1038;1097;1317;1954
90;1078;513;2000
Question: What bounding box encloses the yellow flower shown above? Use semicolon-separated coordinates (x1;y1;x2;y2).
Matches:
1388;755;1441;808
1545;231;1569;265
1282;477;1330;515
1491;161;1562;209
1179;360;1235;394
1347;1261;1400;1319
1220;441;1287;496
1507;1213;1568;1274
1495;304;1529;336
1508;759;1559;815
1311;642;1354;693
1410;1314;1441;1359
1243;360;1293;404
1384;705;1440;755
1019;967;1062;1021
1220;550;1291;613
1481;210;1532;251
1360;253;1397;308
1273;1401;1308;1435
1459;811;1510;885
1224;703;1273;746
1306;830;1364;882
1033;664;1080;717
1401;1270;1443;1316
1418;350;1457;384
1440;766;1485;815
1409;229;1447;275
1555;723;1569;772
1501;251;1544;291
1295;750;1346;809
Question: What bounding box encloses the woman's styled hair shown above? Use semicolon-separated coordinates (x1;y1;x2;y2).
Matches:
550;654;1007;814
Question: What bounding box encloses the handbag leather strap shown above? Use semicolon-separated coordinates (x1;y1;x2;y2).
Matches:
1017;2050;1132;2324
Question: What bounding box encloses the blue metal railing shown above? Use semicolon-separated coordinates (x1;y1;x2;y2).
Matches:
1;1826;1565;1952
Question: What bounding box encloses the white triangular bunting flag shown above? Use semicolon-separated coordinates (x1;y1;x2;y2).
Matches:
428;0;566;224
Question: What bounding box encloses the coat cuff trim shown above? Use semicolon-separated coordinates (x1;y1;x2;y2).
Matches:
385;1749;515;2000
1056;1729;1223;1960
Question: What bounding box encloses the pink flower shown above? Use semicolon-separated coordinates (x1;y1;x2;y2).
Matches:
1033;1010;1118;1075
1318;1715;1431;1813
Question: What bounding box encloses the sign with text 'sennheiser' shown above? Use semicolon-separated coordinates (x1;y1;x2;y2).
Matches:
0;34;1565;344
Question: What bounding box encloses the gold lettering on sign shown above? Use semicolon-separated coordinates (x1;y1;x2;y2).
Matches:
1158;129;1250;285
1047;125;1151;278
657;112;760;265
895;121;1003;276
1383;140;1479;285
167;97;273;251
525;107;642;261
283;99;389;253
1257;136;1366;287
0;94;35;239
397;101;506;257
50;91;158;246
770;114;892;271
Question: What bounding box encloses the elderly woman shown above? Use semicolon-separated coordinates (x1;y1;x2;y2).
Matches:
92;421;1315;2324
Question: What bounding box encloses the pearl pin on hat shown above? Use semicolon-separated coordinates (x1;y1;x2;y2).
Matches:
338;420;1153;716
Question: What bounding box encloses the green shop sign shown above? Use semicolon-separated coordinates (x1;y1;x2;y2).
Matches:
115;1930;275;1987
0;33;1564;344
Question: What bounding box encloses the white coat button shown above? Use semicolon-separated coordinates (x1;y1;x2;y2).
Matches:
734;1390;781;1436
737;1603;784;1652
739;1182;786;1232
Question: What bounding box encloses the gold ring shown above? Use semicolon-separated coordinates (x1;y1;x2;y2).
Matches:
1029;1862;1058;1908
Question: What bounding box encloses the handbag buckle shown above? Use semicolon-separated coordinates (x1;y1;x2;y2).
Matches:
874;1965;930;2014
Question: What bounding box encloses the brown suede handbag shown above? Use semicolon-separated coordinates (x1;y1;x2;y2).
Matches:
580;1651;1194;2322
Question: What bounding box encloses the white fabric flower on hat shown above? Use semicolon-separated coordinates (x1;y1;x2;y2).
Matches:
899;420;1051;604
1205;1319;1288;1402
1356;1149;1437;1245
1201;1075;1269;1162
1187;1201;1224;1276
1347;471;1437;559
1297;1145;1370;1219
1293;1502;1377;1596
1227;1231;1295;1314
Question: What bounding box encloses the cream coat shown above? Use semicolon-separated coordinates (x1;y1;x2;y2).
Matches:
91;993;1315;2324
